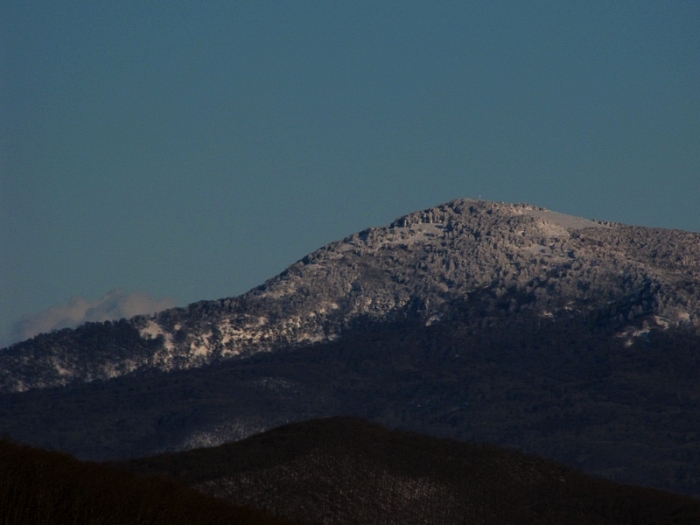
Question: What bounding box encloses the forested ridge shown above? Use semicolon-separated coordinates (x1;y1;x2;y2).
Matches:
121;417;700;525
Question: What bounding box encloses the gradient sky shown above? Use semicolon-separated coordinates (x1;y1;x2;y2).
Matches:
1;1;699;346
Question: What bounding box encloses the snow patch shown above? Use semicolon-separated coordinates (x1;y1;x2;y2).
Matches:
520;208;605;230
616;325;652;347
653;316;671;330
53;360;72;377
190;331;213;357
425;314;441;326
139;320;174;351
139;320;163;339
101;362;121;379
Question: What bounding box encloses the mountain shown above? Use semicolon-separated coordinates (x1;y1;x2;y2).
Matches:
119;417;700;525
2;309;698;495
2;199;698;392
1;198;699;496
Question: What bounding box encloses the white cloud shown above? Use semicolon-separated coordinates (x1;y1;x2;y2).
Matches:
6;289;176;346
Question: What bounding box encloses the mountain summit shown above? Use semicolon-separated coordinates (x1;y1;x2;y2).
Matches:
2;199;699;393
3;199;700;496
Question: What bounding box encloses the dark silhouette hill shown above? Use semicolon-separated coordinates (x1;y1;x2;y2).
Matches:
120;417;700;525
0;438;301;525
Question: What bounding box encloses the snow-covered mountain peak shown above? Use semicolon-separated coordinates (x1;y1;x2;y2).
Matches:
2;199;698;393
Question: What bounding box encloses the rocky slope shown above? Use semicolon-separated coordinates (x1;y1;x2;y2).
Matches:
2;199;699;392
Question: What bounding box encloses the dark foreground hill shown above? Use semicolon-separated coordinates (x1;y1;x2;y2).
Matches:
120;417;700;525
0;439;300;525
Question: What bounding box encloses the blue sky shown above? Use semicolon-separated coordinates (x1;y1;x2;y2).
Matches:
1;1;698;346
